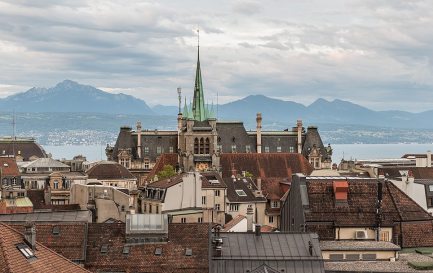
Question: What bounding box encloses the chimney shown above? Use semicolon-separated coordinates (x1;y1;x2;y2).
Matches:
428;150;432;167
256;177;262;192
408;170;415;183
24;222;36;251
136;121;142;159
256;113;262;153
255;224;261;237
231;163;237;178
297;120;303;153
333;180;348;203
247;205;254;233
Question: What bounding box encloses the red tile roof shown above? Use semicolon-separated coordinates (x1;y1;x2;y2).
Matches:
0;157;19;177
9;223;87;262
146;153;178;181
220;153;313;179
222;215;246;231
0;223;90;273
305;179;432;226
85;223;210;273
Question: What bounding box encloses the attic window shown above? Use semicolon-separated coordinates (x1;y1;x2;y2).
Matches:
52;226;60;235
185;248;193;256
3;163;8;167
235;190;247;197
100;244;108;254
154;247;162;256
122;246;130;255
16;243;36;259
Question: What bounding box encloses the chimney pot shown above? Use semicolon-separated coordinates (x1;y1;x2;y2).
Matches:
255;224;261;236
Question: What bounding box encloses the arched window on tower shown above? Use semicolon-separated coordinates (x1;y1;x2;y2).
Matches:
205;138;210;154
194;138;199;154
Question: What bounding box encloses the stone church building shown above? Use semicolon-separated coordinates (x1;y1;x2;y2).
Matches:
106;45;332;183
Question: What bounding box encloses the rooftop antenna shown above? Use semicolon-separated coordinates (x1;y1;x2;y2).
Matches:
177;87;182;114
12;110;16;158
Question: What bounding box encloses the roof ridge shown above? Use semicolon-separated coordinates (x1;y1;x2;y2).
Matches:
0;224;13;273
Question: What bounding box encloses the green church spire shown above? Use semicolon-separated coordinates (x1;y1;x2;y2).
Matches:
192;29;207;122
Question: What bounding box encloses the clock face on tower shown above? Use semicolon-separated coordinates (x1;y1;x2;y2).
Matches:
196;162;209;171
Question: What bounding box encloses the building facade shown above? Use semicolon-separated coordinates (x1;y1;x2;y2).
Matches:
106;45;332;183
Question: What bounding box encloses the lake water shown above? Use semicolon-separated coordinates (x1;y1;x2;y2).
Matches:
42;143;433;162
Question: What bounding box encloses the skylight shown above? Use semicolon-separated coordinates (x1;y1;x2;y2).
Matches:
235;190;247;196
16;243;36;259
154;247;162;256
100;244;108;254
185;248;193;256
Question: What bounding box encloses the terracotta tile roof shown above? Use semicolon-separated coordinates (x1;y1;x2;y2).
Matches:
220;153;313;179
0;223;90;273
222;215;246;231
0;157;19;177
305;178;433;226
146;153;178;181
84;223;210;273
260;225;276;233
87;160;135;180
8;223;87;262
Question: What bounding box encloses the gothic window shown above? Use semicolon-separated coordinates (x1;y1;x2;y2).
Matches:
200;138;204;154
194;138;199;154
204;138;210;154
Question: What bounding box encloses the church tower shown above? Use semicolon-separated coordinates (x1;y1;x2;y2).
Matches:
178;31;219;172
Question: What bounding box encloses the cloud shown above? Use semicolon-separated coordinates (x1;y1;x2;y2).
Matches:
0;0;432;111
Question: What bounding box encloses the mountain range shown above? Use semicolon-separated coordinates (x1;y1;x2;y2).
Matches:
1;80;432;129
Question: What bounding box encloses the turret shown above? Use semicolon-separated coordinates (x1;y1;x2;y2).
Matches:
136;121;142;159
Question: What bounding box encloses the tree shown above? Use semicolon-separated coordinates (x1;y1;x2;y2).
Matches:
157;164;177;180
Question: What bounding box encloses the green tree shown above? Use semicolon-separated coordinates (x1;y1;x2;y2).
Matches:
157;164;177;180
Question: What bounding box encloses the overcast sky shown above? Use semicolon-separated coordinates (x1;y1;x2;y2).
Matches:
0;0;433;111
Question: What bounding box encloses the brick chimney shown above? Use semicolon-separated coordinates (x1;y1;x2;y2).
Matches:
333;180;349;203
256;113;262;153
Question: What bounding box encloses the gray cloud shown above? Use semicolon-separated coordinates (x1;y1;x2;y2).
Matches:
0;0;432;111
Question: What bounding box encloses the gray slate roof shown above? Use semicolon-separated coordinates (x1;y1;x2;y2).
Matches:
0;210;91;222
218;232;322;260
212;232;325;273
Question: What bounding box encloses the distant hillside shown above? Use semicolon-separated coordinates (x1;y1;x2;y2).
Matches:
217;95;431;129
0;80;154;115
2;80;433;129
